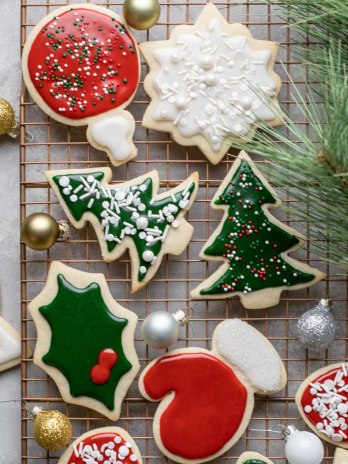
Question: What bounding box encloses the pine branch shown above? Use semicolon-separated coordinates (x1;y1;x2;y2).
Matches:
227;44;348;269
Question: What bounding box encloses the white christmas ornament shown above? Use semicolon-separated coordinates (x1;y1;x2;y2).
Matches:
283;425;324;464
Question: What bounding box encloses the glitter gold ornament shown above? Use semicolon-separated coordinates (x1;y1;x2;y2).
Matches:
296;299;337;351
21;213;69;250
0;98;19;138
32;406;72;451
123;0;160;30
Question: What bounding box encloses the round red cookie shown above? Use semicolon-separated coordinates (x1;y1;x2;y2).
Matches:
22;3;140;125
59;427;143;464
296;363;348;448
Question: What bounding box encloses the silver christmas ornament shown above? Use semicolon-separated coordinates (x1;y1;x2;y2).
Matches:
141;310;189;349
297;299;337;351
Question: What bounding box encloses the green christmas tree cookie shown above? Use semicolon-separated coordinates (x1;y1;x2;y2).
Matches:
46;168;198;292
28;262;139;420
191;151;325;309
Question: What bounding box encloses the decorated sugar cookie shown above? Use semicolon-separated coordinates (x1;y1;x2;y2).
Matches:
140;2;281;164
46;168;198;292
0;317;21;373
296;363;348;448
334;448;348;463
22;4;140;167
58;427;142;464
191;151;325;308
237;452;273;464
28;262;139;420
139;318;287;464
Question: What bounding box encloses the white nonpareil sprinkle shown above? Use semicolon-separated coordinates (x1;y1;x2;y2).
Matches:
72;435;138;464
303;365;348;442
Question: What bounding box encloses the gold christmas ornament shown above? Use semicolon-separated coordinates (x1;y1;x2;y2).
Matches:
32;407;72;451
0;98;20;138
123;0;160;30
21;213;69;250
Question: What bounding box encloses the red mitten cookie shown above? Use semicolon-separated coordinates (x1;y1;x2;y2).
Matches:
139;319;287;464
22;4;140;166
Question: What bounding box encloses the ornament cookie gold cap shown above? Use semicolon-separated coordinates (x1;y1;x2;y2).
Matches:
0;98;19;138
123;0;160;30
21;212;70;250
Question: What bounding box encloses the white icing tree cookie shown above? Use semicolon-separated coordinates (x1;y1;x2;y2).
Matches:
140;2;281;164
29;262;140;420
296;363;348;448
58;427;143;464
0;317;21;373
334;448;348;463
22;4;140;167
237;452;273;464
191;151;325;309
46;168;198;292
139;318;287;464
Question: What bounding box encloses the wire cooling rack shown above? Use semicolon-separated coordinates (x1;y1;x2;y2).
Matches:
20;1;347;463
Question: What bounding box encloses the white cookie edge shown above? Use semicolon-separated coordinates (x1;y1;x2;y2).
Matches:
295;363;348;450
46;168;199;292
28;261;140;421
58;427;143;464
191;151;325;308
237;452;273;464
0;317;21;373
334;448;348;463
140;2;282;165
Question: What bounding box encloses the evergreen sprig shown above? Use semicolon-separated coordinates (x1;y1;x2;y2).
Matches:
228;0;348;269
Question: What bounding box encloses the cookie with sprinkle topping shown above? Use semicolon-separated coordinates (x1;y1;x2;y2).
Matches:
22;3;140;167
191;151;325;308
46;168;199;292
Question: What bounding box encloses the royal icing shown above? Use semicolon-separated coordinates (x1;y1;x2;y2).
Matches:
89;114;135;162
215;319;284;392
47;169;198;287
27;7;139;119
66;431;140;464
191;151;324;306
300;365;348;443
142;352;248;460
0;318;21;369
29;262;139;420
141;3;280;162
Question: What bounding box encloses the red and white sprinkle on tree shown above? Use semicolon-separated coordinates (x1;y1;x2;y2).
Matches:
22;3;141;166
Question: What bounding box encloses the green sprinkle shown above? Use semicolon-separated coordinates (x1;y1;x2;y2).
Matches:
123;78;128;83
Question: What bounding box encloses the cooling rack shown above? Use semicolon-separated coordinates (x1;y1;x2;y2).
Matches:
20;1;347;463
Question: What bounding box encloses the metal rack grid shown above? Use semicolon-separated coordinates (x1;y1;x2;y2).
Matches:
19;1;347;463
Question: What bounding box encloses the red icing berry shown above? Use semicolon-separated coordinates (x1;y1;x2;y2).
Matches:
90;348;118;384
27;8;139;120
143;352;248;460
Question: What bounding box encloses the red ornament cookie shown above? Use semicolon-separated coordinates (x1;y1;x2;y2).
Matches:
139;319;287;464
58;427;142;464
22;3;140;167
296;363;348;448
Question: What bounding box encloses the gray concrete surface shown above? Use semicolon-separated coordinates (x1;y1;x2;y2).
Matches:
0;0;21;462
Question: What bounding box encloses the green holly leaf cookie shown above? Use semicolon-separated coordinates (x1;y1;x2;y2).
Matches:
29;262;139;420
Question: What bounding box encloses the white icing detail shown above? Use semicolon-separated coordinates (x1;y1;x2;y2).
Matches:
215;319;284;392
136;217;148;230
118;446;130;457
151;18;277;152
90;116;132;161
0;321;21;366
142;250;155;262
59;176;70;187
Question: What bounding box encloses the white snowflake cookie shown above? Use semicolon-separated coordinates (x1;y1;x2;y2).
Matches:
141;2;281;164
